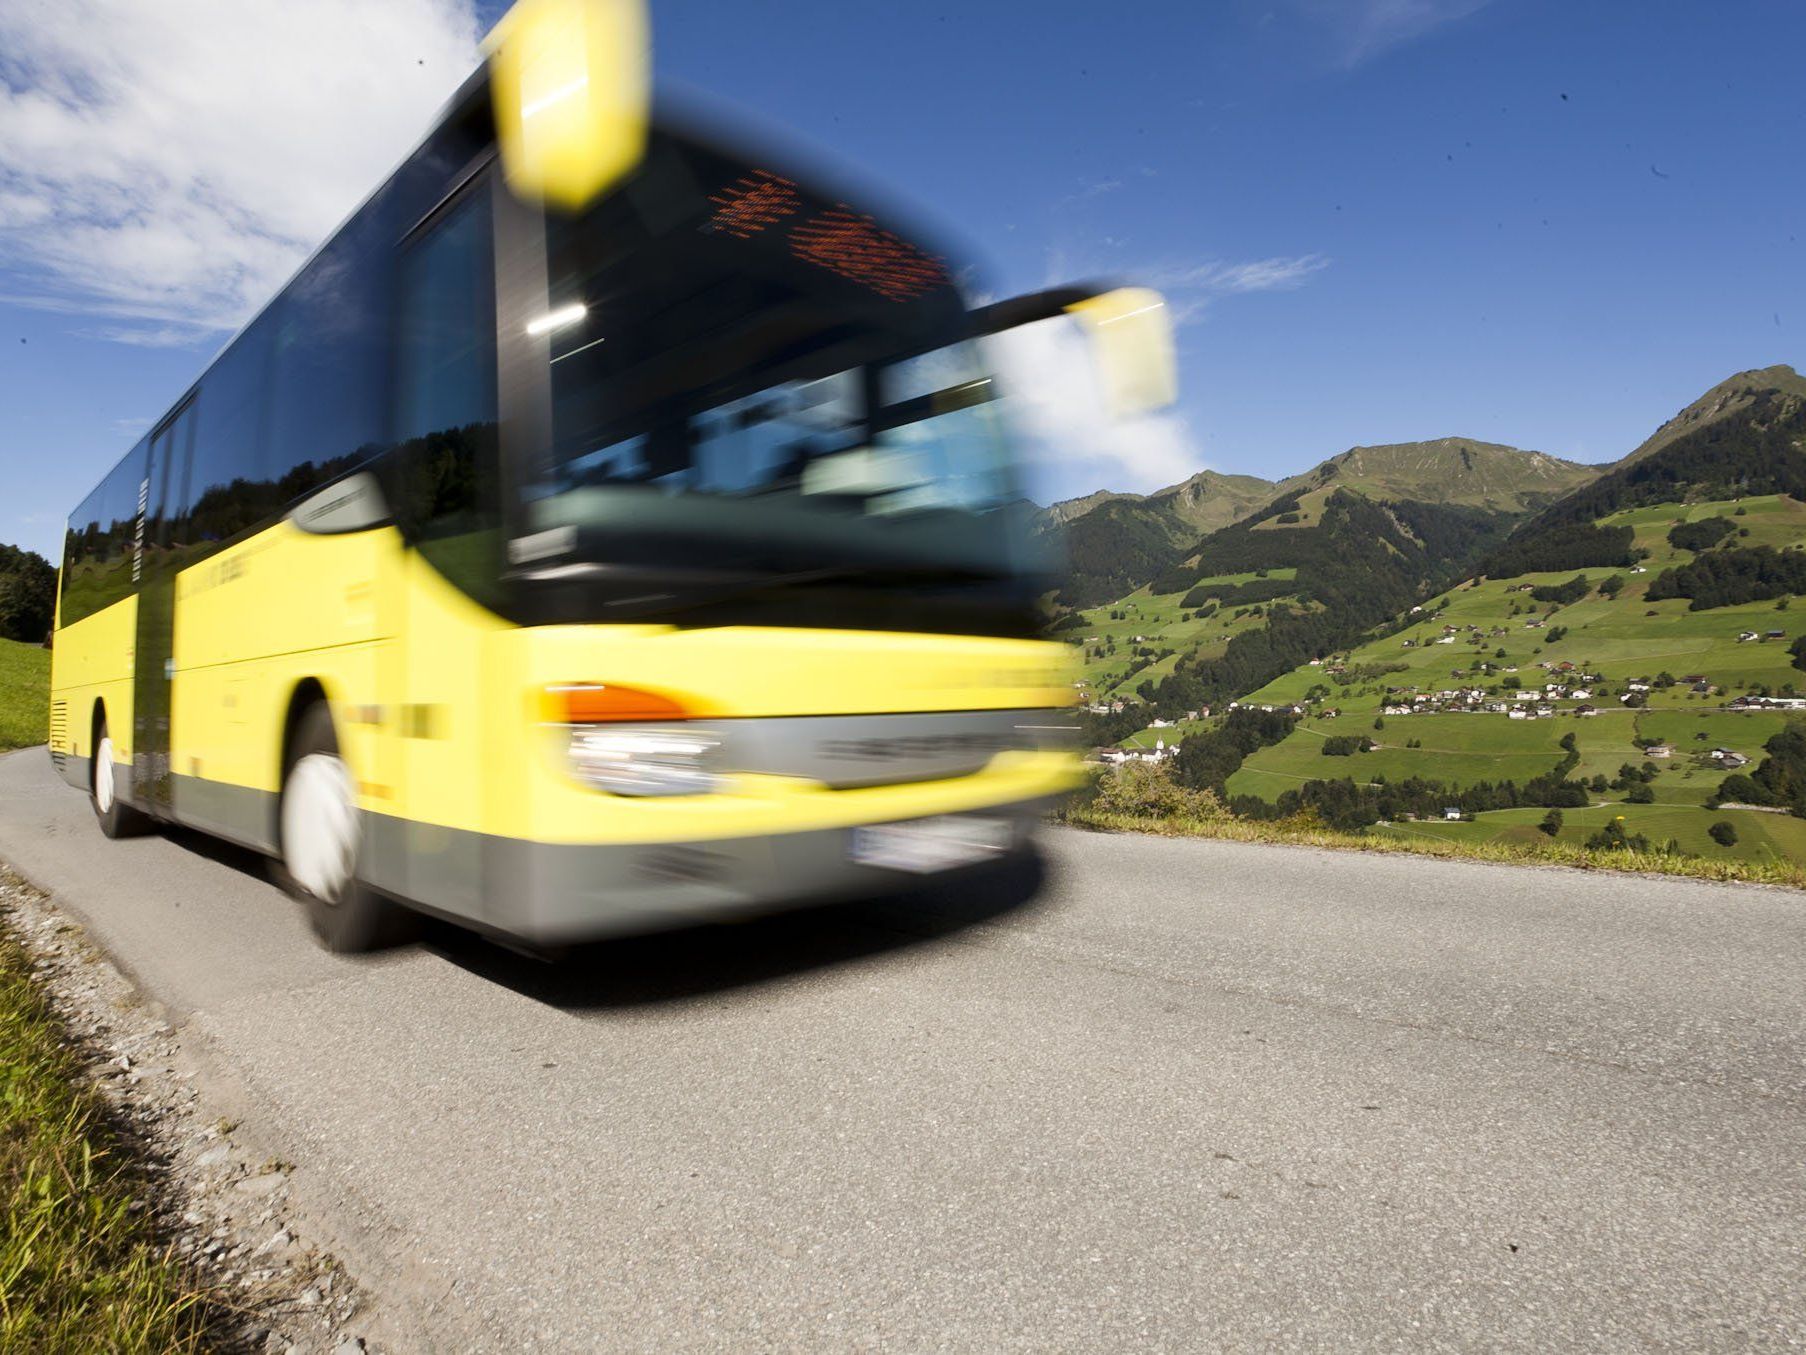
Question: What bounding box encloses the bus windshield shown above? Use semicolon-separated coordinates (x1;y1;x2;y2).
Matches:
519;131;1042;607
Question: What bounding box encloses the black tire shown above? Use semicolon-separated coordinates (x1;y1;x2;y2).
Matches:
278;703;408;953
91;714;150;839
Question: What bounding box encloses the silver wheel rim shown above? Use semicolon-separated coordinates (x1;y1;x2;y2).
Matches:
95;735;116;814
282;752;359;902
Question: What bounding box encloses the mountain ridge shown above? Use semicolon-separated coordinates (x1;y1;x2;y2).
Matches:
1621;364;1806;465
1274;437;1599;514
1067;361;1806;726
1044;437;1594;526
1041;438;1586;607
1039;469;1276;532
1047;363;1804;528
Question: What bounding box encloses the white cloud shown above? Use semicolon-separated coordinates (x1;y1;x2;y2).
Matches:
996;247;1329;493
1285;0;1496;67
985;314;1203;501
0;0;482;344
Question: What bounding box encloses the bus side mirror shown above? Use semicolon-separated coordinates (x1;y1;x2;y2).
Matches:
1062;288;1177;420
484;0;651;210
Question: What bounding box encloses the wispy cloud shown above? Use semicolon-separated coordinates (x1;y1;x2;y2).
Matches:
0;0;482;345
1055;165;1159;211
1177;255;1331;293
1058;177;1124;207
1284;0;1496;67
1079;251;1331;325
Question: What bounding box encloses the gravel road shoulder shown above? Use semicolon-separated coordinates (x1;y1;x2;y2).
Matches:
1;862;380;1355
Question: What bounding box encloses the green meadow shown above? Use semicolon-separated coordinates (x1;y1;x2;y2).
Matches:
1602;493;1806;559
1228;712;1572;799
1178;568;1299;588
1068;572;1306;700
1084;493;1806;867
0;639;49;753
1377;799;1806;867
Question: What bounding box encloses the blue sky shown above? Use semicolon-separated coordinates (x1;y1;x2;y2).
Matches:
2;0;1802;560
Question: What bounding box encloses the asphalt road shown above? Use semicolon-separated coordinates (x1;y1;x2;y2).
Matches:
1;747;1803;1353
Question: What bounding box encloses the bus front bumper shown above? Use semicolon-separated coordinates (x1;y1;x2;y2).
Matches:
369;798;1057;944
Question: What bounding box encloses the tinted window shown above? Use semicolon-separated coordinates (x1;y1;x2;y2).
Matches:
266;219;392;503
61;441;146;624
395;186;500;603
182;308;277;544
144;400;196;577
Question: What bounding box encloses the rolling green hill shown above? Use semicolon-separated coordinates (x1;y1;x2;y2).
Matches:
1219;505;1806;865
1067;569;1307;705
1060;488;1514;723
1055;446;1584;716
1068;363;1806;870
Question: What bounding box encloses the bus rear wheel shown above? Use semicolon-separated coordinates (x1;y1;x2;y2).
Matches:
279;704;404;953
91;716;149;839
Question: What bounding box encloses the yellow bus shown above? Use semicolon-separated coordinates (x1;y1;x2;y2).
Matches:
48;0;1170;951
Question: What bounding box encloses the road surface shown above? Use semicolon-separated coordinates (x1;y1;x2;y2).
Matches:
1;747;1802;1352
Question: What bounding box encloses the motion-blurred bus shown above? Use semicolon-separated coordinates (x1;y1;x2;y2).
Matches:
47;0;1170;950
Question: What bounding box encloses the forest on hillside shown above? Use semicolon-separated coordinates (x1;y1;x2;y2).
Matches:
1646;546;1806;610
1046;498;1188;608
1482;393;1806;576
1113;491;1508;722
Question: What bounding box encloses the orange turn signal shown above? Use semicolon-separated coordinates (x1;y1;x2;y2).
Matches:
542;683;693;724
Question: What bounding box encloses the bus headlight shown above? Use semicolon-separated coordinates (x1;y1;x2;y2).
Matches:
567;726;724;796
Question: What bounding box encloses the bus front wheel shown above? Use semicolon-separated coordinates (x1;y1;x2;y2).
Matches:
91;715;149;839
278;704;405;953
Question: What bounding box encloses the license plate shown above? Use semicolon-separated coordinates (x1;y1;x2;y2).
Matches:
849;815;1013;873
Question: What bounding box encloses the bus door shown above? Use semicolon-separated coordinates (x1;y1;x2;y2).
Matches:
132;398;195;815
390;174;505;918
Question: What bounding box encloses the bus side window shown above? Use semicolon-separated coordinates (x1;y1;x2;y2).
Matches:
395;189;501;604
182;311;278;546
267;223;391;505
61;441;146;626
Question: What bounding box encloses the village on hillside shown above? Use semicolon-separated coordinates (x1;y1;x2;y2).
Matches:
1062;489;1806;863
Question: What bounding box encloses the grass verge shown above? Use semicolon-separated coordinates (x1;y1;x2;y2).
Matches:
0;639;50;753
1058;795;1806;890
0;898;210;1350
